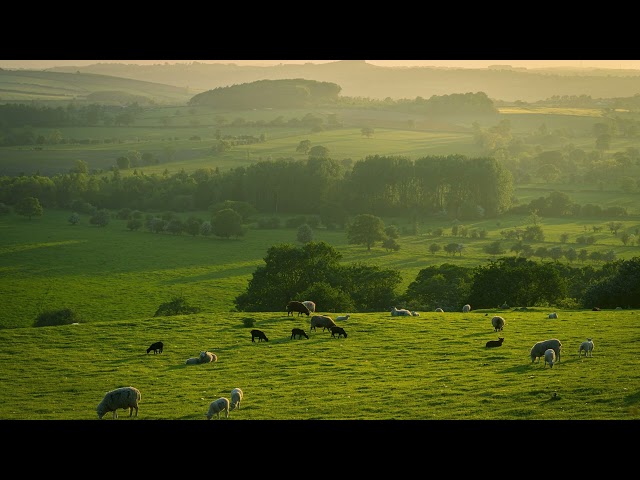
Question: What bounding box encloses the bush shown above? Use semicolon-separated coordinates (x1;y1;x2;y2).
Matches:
34;308;81;327
242;317;255;328
154;295;201;317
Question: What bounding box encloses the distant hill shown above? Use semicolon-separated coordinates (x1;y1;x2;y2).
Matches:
40;60;640;103
0;69;194;105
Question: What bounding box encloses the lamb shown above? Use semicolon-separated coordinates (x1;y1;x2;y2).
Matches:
579;338;594;357
548;312;558;319
411;311;420;316
391;306;412;316
530;339;562;364
251;329;269;342
97;386;141;419
310;315;337;332
336;314;350;321
462;304;471;313
287;301;310;317
185;357;200;365
302;301;316;313
592;307;601;311
206;397;230;420
435;308;444;313
199;351;217;363
491;316;505;332
291;327;309;339
485;337;504;348
544;348;556;368
230;388;243;410
330;326;347;338
146;341;163;354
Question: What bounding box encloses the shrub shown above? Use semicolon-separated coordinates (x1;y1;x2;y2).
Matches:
154;295;201;317
242;317;255;327
34;308;81;327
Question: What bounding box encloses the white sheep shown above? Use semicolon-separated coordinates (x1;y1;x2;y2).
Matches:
391;306;412;316
206;397;230;420
231;388;243;410
302;300;316;313
544;348;556;368
411;311;420;316
199;351;217;363
336;314;350;321
548;312;558;319
530;339;562;364
97;386;141;419
435;308;444;313
462;304;471;313
579;338;594;357
491;315;505;332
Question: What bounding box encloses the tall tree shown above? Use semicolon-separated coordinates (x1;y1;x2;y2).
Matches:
14;196;43;220
347;214;386;251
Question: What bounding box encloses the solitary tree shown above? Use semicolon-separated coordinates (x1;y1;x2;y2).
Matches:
297;224;313;243
15;196;43;220
347;214;386;251
212;208;245;239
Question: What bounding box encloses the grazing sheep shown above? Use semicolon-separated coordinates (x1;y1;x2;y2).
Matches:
97;386;141;419
310;315;337;332
286;301;311;317
206;397;230;420
251;329;269;342
230;388;243;410
462;304;471;313
146;341;163;354
485;337;504;348
411;311;420;316
548;312;558;319
330;326;347;338
530;339;562;364
491;316;505;332
544;348;556;368
579;338;594;357
336;314;350;321
592;307;601;311
199;351;217;363
291;328;309;339
435;308;444;313
302;301;316;313
391;306;412;316
185;357;200;365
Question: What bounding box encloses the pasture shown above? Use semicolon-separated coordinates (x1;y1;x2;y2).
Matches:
0;308;637;420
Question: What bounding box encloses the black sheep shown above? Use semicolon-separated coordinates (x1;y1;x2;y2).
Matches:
330;326;348;338
146;341;164;354
251;329;269;342
485;337;504;348
291;328;309;340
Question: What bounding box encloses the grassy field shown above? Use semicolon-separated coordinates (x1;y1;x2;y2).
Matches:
0;308;637;420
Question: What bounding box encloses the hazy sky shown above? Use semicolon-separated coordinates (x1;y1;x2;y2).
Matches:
2;60;640;70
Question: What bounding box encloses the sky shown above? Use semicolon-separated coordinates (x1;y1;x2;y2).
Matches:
2;60;640;70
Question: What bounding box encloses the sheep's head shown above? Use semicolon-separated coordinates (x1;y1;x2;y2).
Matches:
587;338;592;342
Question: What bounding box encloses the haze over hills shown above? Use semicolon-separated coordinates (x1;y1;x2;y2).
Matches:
37;60;640;103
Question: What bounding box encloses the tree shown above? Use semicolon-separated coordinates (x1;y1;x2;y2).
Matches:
382;237;400;252
212;208;245;239
68;212;80;225
429;243;441;255
308;145;329;159
347;214;386;251
89;209;110;227
297;224;313;243
361;126;374;138
15;196;43;220
296;140;311;154
116;156;130;170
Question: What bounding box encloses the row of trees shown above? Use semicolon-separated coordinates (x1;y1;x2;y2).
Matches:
234;242;640;312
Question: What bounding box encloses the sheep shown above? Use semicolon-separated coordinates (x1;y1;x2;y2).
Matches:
544;348;556;368
592;307;601;311
435;308;444;313
330;326;347;338
146;341;163;354
230;388;243;410
206;397;230;420
530;339;562;364
310;315;337;332
199;351;217;363
336;314;350;321
291;328;309;339
185;357;200;365
97;386;141;419
579;338;594;357
391;306;412;316
286;301;310;317
251;329;269;342
302;301;316;313
485;337;504;348
548;312;558;319
491;316;505;332
411;311;420;316
462;304;471;313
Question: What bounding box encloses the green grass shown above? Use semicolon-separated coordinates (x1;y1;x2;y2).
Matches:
0;308;638;420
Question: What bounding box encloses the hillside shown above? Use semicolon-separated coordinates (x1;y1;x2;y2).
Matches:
41;60;640;102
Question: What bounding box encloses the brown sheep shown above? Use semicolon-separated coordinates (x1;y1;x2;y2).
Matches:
310;315;336;332
287;301;310;317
